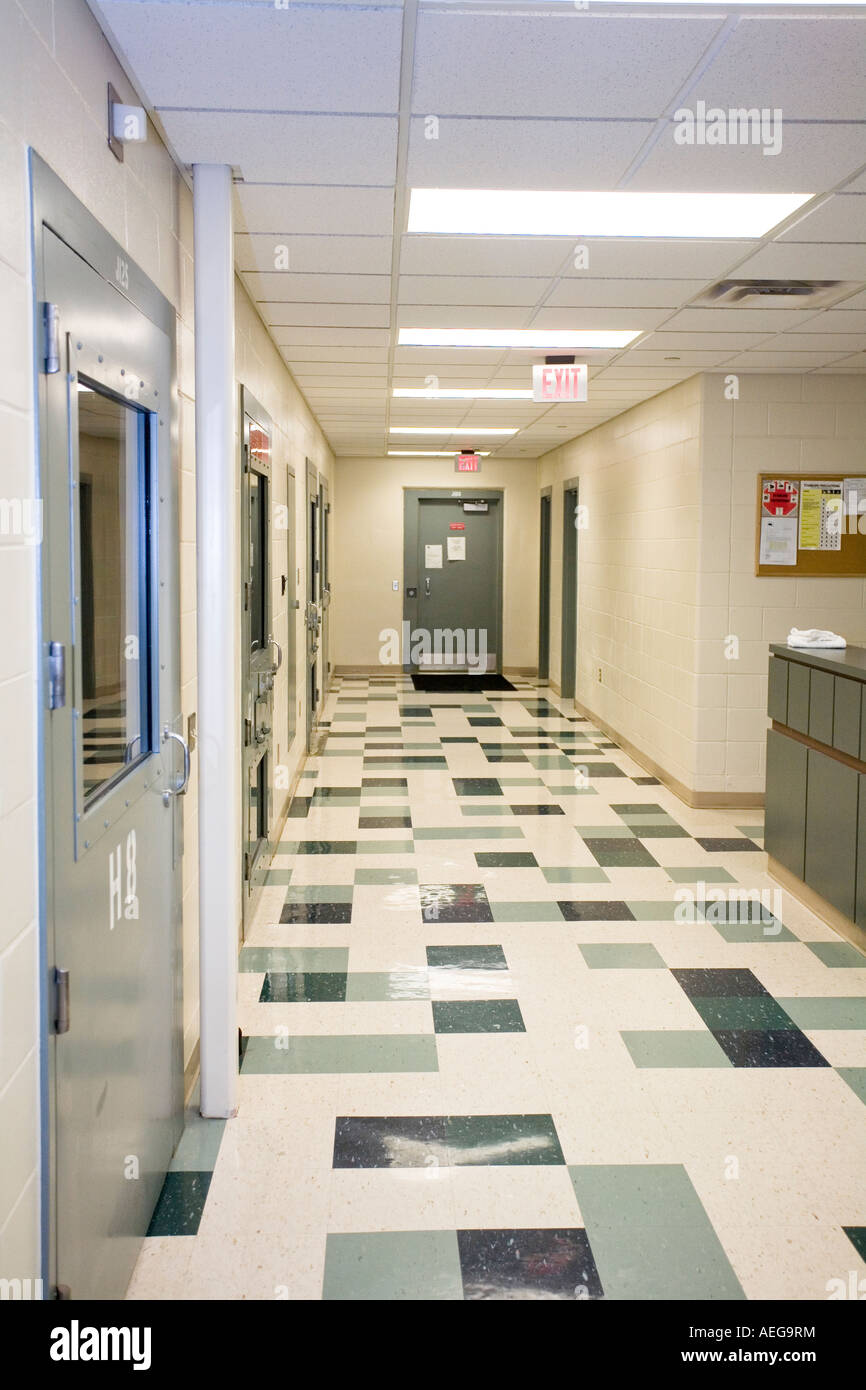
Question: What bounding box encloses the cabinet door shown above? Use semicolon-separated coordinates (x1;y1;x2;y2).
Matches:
834;676;862;757
857;774;866;929
808;668;834;746
765;730;807;879
805;747;858;920
787;661;811;735
767;656;788;723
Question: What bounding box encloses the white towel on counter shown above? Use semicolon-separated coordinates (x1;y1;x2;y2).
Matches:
787;627;847;648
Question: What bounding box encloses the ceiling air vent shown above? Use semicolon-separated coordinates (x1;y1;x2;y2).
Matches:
692;279;863;310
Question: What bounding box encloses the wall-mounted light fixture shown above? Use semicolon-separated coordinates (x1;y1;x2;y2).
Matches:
108;83;147;162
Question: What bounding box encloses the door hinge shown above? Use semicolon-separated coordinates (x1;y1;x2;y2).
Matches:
243;582;250;611
54;967;70;1035
43;303;61;374
47;641;66;709
243;851;250;881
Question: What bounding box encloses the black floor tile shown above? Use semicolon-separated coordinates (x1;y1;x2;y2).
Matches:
358;815;413;829
469;717;503;727
279;902;353;924
582;838;658;867
426;944;508;970
260;971;347;1002
509;804;565;816
146;1171;212;1237
453;777;503;796
457;1228;603;1300
696;837;761;852
286;797;312;817
713;1028;830;1068
419;883;494;923
558;900;635;921
632;777;661;785
475;851;538;868
362;777;408;788
333;1116;447;1168
672;967;769;998
432;999;525;1033
293;841;358;855
447;1114;564;1166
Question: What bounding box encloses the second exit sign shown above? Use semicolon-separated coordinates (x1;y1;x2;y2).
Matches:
455;453;480;472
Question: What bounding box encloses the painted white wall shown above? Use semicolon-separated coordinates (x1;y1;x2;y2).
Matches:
332;455;540;674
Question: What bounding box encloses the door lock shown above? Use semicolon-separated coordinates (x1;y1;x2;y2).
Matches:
424;577;432;597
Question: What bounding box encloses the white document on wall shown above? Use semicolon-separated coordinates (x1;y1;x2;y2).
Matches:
447;536;466;561
759;515;797;566
424;544;443;569
843;478;866;518
799;481;843;551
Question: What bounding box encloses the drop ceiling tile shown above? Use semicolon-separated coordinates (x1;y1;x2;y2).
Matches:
779;195;866;244
545;279;709;309
789;310;866;333
529;306;669;331
724;350;855;369
560;240;759;280
243;273;391;304
159;112;398;184
260;303;390;328
411;12;723;118
406;116;651;189
620;348;737;366
399;236;575;277
235;185;394;237
753;334;866;353
815;354;866;372
659;306;817;332
627;122;866;194
398;276;549;307
638;331;772;351
236;235;393;277
731;243;866;281
282;347;391;363
93;1;402;111
697;15;866;120
290;364;390;379
273;328;391;348
395;305;540;328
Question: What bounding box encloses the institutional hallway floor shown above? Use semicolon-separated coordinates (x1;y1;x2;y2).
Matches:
128;677;866;1301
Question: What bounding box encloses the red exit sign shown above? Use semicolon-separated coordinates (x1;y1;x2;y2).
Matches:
455;453;480;472
532;363;588;402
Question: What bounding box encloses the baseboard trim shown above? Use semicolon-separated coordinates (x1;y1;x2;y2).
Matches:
767;856;866;958
571;697;765;810
335;665;402;676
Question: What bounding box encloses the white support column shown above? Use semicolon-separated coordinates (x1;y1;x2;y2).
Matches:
193;164;239;1118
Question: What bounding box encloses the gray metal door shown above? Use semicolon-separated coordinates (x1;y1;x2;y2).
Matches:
319;478;331;695
561;483;579;700
305;461;321;749
284;464;298;749
538;491;552;681
241;390;279;926
410;495;501;672
39;211;184;1299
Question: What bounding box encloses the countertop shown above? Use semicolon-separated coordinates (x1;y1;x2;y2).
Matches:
770;643;866;680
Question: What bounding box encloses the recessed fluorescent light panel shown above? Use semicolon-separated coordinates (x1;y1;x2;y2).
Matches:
390;427;516;436
393;388;534;400
398;328;638;349
388;450;492;457
408;190;812;239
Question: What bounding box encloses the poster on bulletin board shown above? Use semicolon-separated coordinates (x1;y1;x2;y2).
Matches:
756;473;866;577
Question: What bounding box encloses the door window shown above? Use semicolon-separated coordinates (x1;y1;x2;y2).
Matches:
77;378;152;804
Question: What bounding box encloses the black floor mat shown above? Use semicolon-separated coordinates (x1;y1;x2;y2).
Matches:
410;673;516;693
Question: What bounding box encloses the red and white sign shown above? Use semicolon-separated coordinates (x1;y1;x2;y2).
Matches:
762;479;799;517
532;363;588;403
456;453;480;472
449;522;465;530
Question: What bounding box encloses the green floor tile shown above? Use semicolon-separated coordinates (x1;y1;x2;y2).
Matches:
475;851;538;867
568;1164;745;1300
621;1030;733;1068
836;1068;866;1104
240;946;349;973
690;995;796;1031
354;867;419;885
776;997;866;1030
146;1171;212;1237
427;945;507;970
460;804;514;817
712;921;797;944
806;941;866;968
345;970;431;1001
626;901;687;921
585;841;658;868
415;826;525;840
580;944;667;969
665;868;737;884
432;999;525;1033
323;1231;463;1301
261;971;347;1002
283;885;354;904
169;1115;226;1173
542;867;610;884
574;825;637;838
447;1113;565;1166
354;840;415;854
241;1034;439;1074
843;1227;866;1262
497;777;545;786
490;902;565;922
528;755;576;770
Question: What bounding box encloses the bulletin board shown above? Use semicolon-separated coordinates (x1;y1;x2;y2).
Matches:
755;473;866;577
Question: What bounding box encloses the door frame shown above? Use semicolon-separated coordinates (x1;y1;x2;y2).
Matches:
240;386;275;926
560;478;580;701
31;152;182;1296
402;487;505;675
319;476;331;697
305;459;320;749
538;487;552;682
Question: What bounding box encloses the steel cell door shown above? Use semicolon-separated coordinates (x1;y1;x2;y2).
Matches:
38;203;184;1300
319;478;331;696
241;390;279;926
409;495;502;672
305;460;321;749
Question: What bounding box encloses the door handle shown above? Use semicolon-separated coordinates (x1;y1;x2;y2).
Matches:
162;724;191;802
425;577;431;597
267;635;283;671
